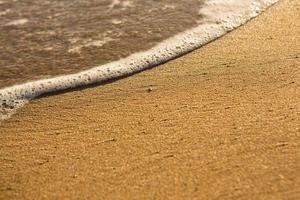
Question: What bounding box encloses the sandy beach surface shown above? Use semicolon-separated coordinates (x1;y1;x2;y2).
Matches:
0;0;299;199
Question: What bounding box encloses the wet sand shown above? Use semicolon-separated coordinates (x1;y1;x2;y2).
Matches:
0;0;299;199
0;0;203;88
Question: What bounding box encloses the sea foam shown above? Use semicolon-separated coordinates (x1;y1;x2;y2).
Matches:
0;0;279;121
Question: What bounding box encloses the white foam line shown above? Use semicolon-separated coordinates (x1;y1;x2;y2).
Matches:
0;0;279;121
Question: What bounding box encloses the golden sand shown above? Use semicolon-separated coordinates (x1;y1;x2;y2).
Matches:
0;0;299;199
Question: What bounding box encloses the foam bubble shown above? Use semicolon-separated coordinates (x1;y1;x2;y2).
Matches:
5;18;29;26
108;0;133;10
68;37;115;54
0;0;279;122
0;9;10;16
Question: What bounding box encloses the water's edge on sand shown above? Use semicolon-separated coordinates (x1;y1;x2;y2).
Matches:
0;0;279;121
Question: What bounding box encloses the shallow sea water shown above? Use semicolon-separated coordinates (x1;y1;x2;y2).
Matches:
0;0;204;88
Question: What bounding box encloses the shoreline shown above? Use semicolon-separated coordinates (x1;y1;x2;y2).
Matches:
0;0;299;199
0;0;278;121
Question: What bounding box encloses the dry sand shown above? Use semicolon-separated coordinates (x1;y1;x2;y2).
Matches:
0;0;299;199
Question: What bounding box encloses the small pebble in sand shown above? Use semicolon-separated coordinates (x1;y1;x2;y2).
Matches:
148;87;153;92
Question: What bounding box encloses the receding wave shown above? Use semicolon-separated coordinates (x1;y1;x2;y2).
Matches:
0;0;278;121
